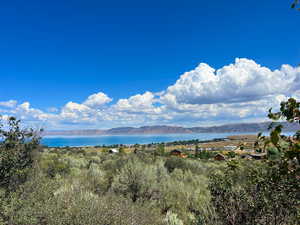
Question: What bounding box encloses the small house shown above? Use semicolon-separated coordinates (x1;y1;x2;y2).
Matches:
170;149;182;156
214;153;226;161
170;150;187;158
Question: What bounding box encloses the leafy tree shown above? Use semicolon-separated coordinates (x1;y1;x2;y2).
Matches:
227;151;236;159
156;143;165;156
197;150;215;159
239;143;244;150
0;116;41;191
266;98;300;172
118;146;125;154
141;145;146;151
195;144;200;157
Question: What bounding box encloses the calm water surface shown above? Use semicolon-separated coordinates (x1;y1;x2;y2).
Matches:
42;132;266;147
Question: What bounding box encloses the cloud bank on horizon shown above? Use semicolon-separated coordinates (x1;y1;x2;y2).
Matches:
1;58;300;129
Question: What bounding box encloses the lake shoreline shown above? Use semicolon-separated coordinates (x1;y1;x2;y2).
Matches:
41;132;295;147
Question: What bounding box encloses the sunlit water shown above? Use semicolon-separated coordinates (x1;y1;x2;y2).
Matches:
41;132;294;147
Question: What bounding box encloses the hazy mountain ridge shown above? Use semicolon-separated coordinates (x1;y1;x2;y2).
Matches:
43;122;299;136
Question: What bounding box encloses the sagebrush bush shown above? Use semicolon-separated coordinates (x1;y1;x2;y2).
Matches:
111;157;169;202
164;157;209;174
159;169;214;224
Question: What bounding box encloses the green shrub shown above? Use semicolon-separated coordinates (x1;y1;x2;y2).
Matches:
159;169;213;224
164;157;206;174
209;160;299;225
111;157;168;202
227;151;236;158
39;154;71;178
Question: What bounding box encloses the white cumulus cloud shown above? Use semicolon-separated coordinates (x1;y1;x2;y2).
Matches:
114;91;162;114
83;92;112;108
162;58;299;106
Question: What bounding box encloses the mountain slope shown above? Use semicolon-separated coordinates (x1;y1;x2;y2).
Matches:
43;122;299;136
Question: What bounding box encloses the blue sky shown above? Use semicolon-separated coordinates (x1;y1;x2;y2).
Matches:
0;0;299;129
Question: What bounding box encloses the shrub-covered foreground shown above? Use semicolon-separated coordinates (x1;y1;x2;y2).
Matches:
0;145;299;225
0;98;299;225
1;148;224;225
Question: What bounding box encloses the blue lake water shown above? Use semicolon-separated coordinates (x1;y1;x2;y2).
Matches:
42;132;267;147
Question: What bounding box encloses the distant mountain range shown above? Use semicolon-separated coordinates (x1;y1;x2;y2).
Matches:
43;122;299;136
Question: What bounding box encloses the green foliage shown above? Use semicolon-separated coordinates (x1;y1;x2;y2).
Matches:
267;146;281;160
118;146;125;154
159;169;214;224
111;157;168;202
209;160;299;225
0;149;221;225
267;98;300;168
195;144;200;157
210;98;300;225
0;116;40;191
3;172;164;225
39;154;71;178
164;157;207;174
156;143;165;156
197;150;216;159
164;157;187;173
227;151;236;158
268;98;300;123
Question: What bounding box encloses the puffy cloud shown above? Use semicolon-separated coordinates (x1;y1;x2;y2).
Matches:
162;58;299;106
18;102;31;111
0;100;17;108
60;102;94;122
15;102;55;121
63;102;91;113
0;102;59;130
155;58;299;126
114;91;162;114
83;92;112;108
58;92;112;124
